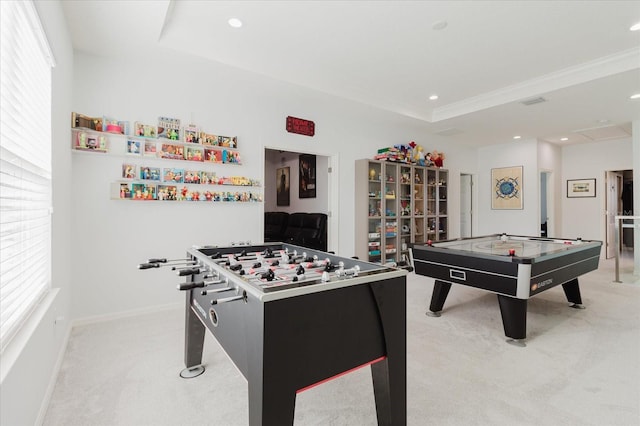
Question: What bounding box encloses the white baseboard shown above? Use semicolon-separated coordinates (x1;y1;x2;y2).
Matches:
35;321;71;426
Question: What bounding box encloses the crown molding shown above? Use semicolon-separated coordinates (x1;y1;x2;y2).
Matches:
431;48;640;122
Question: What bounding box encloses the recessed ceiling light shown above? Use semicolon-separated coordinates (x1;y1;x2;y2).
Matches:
560;137;568;141
228;18;243;28
429;94;439;101
630;22;640;31
630;93;640;100
432;21;448;30
513;135;521;140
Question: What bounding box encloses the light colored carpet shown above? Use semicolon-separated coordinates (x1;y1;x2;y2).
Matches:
44;258;640;426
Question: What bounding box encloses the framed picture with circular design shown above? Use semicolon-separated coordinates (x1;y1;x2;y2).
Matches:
491;166;523;209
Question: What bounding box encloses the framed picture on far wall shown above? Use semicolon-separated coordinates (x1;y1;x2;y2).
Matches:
567;178;596;198
277;166;290;206
491;166;523;209
299;154;316;198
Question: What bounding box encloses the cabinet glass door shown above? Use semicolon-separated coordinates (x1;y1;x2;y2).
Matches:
413;167;425;244
438;170;448;240
367;162;383;263
383;163;398;265
426;169;437;241
399;165;412;260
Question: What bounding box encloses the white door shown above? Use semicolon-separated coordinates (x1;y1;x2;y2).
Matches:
460;174;472;238
605;171;622;259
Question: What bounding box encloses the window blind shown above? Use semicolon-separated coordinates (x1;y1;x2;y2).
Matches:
0;0;54;353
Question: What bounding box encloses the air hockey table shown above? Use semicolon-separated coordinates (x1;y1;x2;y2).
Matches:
140;242;407;425
411;234;602;346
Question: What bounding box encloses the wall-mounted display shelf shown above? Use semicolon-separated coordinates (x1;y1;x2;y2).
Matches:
72;112;261;204
112;181;262;202
115;163;262;201
120;164;260;187
355;159;448;265
72;127;242;165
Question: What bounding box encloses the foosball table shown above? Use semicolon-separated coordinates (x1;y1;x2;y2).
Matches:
139;242;407;425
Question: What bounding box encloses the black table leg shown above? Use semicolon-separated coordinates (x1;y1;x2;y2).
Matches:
247;378;297;426
429;280;452;314
562;278;583;305
497;295;527;341
371;355;406;426
184;292;206;369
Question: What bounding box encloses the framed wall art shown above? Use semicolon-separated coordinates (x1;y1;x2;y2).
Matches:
299;154;316;199
491;166;523;209
567;178;596;198
277;166;290;206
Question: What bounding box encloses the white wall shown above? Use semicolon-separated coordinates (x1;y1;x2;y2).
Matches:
476;139;540;235
561;138;633;244
0;1;74;425
70;51;478;320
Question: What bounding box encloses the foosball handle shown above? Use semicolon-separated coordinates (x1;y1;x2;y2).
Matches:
177;281;205;291
137;263;160;270
177;268;201;276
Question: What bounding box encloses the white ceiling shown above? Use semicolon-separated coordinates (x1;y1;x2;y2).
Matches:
61;0;640;147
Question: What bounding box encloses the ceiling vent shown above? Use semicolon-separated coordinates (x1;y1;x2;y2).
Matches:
520;97;547;106
572;124;631;141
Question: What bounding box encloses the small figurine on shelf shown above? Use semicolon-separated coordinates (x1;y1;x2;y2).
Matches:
183;125;198;143
86;135;98;149
157;187;166;201
401;200;411;216
424;152;434;167
415;173;422;184
77;132;87;148
369;168;377;181
407;141;418;163
119;184;131;199
432;150;445;168
385;188;396;199
122;164;136;179
127;140;141;155
135;122;157;138
413;145;426;166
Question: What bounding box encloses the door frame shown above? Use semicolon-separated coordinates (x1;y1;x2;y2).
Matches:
539;169;554;238
605;171;624;259
460;173;473;238
263;146;338;252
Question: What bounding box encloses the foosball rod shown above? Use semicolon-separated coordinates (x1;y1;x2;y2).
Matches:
138;260;197;270
147;258;191;264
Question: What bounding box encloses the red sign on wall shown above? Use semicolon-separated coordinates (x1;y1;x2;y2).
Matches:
286;116;315;137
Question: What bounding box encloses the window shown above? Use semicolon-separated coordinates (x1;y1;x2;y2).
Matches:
0;0;54;353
